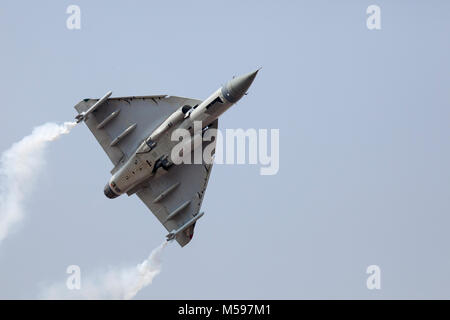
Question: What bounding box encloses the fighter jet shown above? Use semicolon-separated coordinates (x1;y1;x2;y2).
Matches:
74;70;258;247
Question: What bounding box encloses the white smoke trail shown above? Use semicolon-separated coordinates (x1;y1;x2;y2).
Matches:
40;241;169;299
0;122;77;244
0;121;168;299
124;240;169;300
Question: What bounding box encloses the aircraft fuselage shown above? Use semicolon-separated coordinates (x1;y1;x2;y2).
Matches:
103;70;259;199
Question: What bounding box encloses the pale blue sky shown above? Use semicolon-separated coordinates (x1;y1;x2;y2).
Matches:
0;0;450;299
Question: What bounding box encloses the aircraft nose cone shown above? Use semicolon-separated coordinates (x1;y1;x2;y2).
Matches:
222;69;259;103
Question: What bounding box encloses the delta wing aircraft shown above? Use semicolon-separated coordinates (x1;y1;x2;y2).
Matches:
74;70;258;247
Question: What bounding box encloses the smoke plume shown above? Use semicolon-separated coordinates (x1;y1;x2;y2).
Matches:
0;122;77;244
40;240;169;299
0;121;168;299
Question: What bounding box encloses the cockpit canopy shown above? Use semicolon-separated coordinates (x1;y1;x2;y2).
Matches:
181;105;192;114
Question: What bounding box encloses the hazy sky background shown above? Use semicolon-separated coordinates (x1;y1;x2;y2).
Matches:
0;0;450;299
